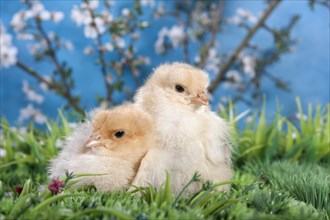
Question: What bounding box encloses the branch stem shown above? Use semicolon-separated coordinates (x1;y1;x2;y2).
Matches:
87;7;113;104
208;0;281;94
198;0;226;68
16;61;84;115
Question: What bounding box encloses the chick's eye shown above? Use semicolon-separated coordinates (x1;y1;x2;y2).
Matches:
175;84;185;93
114;131;125;138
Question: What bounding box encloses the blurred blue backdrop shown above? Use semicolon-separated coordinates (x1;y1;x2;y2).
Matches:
1;0;329;124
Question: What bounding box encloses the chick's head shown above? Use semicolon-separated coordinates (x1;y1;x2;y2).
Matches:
85;104;155;164
136;62;210;111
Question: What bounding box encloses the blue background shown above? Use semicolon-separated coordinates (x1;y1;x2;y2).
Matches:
1;0;329;124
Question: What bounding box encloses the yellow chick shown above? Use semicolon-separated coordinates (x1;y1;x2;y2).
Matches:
132;62;232;195
49;104;155;191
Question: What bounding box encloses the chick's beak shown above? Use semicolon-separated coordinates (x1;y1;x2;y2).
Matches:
191;90;209;106
85;131;102;148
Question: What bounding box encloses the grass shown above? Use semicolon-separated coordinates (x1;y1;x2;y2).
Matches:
0;99;329;219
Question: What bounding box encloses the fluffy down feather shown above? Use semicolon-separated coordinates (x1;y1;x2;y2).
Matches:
49;104;155;191
132;62;233;194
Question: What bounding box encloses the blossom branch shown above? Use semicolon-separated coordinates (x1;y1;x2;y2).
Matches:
87;7;113;104
174;2;190;63
264;71;291;92
208;0;281;94
16;61;84;115
16;61;51;87
33;18;78;107
12;1;85;115
197;0;226;68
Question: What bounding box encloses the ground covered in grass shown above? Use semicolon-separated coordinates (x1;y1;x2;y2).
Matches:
1;100;329;219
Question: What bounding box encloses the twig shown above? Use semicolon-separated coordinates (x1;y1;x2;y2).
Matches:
264;71;291;92
173;1;190;62
16;61;85;115
20;1;84;115
87;7;113;104
198;0;226;68
16;61;53;88
208;0;281;94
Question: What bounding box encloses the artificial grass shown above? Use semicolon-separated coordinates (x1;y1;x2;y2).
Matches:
0;101;329;219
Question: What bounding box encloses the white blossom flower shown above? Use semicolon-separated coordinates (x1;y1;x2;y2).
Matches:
155;39;164;54
155;25;184;52
155;27;168;53
19;104;47;124
84;17;106;39
141;0;155;7
30;1;45;16
226;15;241;25
0;44;18;68
63;40;74;51
0;149;6;158
291;132;297;140
236;8;257;24
194;55;201;63
227;70;243;82
82;0;99;10
121;8;130;17
71;5;90;26
131;32;140;40
11;10;28;31
39;76;52;92
236;8;250;19
89;0;100;9
0;23;18;68
136;56;150;65
155;3;165;18
224;70;243;89
114;37;126;48
141;21;149;28
84;46;94;55
34;112;47;124
158;27;169;40
168;25;185;47
17;33;34;40
102;43;114;52
39;11;51;20
28;40;47;56
196;12;211;26
51;11;64;23
143;56;151;65
28;1;51;21
102;10;113;24
206;48;220;73
241;54;256;78
47;31;55;40
22;80;44;104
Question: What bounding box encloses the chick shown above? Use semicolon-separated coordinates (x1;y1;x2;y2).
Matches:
49;104;155;191
132;62;232;194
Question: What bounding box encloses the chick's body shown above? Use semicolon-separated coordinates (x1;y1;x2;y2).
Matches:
132;63;232;194
49;104;155;191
